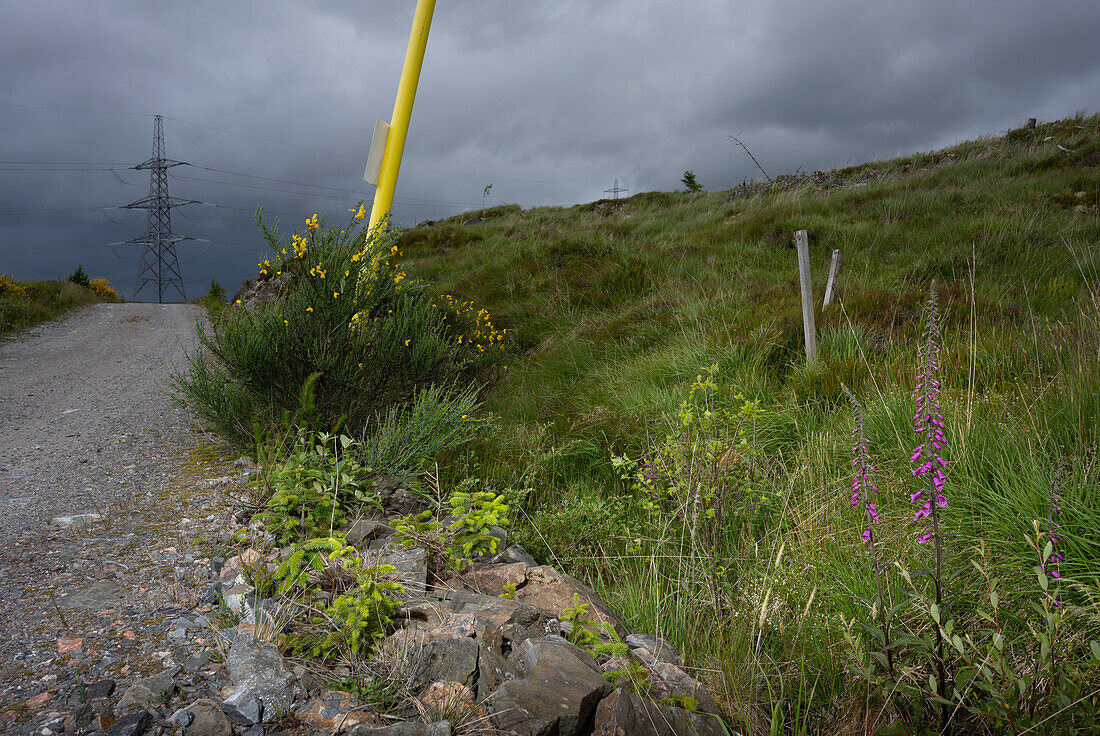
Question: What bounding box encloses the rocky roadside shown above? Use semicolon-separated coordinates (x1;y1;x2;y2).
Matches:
8;456;731;736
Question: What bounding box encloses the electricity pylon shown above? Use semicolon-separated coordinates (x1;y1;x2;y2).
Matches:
123;115;198;302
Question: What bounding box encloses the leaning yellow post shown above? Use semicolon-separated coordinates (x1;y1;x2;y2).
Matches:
368;0;437;234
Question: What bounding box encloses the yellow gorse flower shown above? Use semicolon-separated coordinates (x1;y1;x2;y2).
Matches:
352;204;367;220
306;214;319;230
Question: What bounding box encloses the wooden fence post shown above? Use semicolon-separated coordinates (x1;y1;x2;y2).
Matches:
823;249;841;309
795;229;817;364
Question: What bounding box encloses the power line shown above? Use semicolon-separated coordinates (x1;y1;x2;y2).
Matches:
0;206;120;216
1;102;604;186
0;102;154;118
0;160;131;166
171;172;482;209
0;167;131;172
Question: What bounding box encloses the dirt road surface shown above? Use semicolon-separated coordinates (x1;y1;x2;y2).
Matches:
0;303;238;732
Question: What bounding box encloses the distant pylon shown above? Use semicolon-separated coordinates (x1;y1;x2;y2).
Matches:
123;115;198;302
603;178;628;200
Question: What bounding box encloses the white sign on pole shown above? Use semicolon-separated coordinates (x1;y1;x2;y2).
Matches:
363;118;391;186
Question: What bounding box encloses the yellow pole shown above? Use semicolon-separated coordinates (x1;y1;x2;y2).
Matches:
368;0;437;233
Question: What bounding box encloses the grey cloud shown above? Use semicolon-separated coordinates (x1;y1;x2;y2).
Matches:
1;0;1098;299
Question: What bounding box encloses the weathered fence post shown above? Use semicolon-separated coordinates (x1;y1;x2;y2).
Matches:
795;229;817;364
822;249;841;309
1026;117;1037;131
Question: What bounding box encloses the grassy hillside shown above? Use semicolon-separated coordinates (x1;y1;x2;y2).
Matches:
393;113;1100;729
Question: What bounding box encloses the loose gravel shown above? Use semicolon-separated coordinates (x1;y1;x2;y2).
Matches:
0;303;246;733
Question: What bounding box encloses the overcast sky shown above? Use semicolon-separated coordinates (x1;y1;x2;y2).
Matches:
2;1;1098;301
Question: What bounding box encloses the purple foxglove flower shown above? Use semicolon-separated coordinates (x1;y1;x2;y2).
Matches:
1044;465;1066;604
911;287;947;544
843;384;879;548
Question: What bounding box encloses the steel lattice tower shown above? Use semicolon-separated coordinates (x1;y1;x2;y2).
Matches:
124;115;198;302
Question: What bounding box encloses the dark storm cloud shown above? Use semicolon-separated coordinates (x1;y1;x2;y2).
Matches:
2;1;1098;299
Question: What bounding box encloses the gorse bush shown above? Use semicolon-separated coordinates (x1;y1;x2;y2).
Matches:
88;278;117;300
173;204;503;444
0;274;27;298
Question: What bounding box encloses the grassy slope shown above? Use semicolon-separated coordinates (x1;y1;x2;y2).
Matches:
396;116;1100;726
0;279;114;337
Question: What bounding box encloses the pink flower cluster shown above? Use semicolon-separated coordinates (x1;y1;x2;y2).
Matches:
911;292;946;544
843;385;878;544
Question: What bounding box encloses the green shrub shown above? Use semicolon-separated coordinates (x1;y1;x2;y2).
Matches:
173;207;503;443
394;480;509;574
259;429;378;544
274;536;403;662
67;265;90;288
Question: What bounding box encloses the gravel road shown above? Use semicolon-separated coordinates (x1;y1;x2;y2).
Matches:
0;303;202;541
0;303;242;731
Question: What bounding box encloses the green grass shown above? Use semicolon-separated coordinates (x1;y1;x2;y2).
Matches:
388;113;1100;731
0;278;117;337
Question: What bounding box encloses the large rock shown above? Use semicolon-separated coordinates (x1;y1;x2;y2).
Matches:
593;689;726;736
487;639;611;736
104;710;153;736
409;638;480;690
350;722;453;736
626;633;683;667
58;579;123;610
345;519;395;547
494;545;538;567
646;661;721;716
233;274;291;309
375;478;431;517
117;673;176;712
445;562;527;596
477;646;516;700
296;689;381;731
515;565;626;638
377;545;429;592
175;699;233;736
224;632;296;715
399;590;545;653
49;513;103;529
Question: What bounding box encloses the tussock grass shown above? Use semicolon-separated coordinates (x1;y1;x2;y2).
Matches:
392;113;1100;730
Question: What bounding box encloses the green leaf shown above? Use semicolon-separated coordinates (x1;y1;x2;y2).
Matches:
1090;641;1100;662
